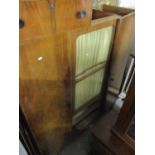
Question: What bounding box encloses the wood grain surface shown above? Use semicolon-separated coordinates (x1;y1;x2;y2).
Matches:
19;35;72;154
55;0;92;32
19;0;55;42
19;3;134;155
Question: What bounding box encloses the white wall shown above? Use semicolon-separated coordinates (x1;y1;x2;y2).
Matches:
119;0;135;9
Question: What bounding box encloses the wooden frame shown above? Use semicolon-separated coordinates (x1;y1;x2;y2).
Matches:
112;74;135;150
68;13;119;117
70;5;135;125
102;5;135;92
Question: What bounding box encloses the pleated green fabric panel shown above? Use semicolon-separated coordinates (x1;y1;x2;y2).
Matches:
75;69;105;110
76;26;113;76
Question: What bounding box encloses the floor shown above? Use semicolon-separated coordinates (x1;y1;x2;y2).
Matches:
59;98;123;155
60;130;93;155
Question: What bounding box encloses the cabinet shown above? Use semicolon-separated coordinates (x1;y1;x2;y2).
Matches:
66;15;120;126
19;3;134;155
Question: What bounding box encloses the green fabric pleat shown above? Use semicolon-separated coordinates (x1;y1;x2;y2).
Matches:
75;26;113;110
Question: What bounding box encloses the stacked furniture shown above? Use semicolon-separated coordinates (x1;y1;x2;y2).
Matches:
19;1;134;154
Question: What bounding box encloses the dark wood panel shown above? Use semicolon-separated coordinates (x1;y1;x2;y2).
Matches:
112;75;135;150
113;76;135;133
92;110;134;155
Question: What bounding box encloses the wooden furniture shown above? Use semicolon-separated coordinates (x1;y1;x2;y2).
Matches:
91;75;135;155
72;5;134;128
19;2;134;155
104;5;135;93
112;75;135;150
71;16;118;126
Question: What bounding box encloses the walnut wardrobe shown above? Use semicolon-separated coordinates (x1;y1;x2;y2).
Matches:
19;1;134;154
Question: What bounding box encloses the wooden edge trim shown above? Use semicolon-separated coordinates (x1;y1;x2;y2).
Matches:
112;128;135;150
76;61;106;78
75;66;105;83
73;94;102;114
102;4;135;15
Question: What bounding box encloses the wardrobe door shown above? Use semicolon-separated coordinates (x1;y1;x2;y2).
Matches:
19;35;72;155
74;26;114;111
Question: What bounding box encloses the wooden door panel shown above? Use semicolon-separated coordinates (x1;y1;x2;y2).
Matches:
19;0;55;42
19;35;72;155
67;18;118;116
55;0;92;32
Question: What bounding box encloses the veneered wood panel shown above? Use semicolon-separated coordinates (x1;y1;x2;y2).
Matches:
109;13;135;91
55;0;92;32
19;0;55;42
102;5;134;16
101;5;135;92
19;35;72;155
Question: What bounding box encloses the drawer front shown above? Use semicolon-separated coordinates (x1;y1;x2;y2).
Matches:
55;0;92;32
19;0;55;42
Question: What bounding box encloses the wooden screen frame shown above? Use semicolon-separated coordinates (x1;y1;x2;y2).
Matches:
67;15;119;115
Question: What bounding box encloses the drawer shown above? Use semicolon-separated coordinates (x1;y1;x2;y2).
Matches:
55;0;92;32
19;0;55;42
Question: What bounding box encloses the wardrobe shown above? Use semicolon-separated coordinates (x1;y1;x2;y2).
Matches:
19;1;134;154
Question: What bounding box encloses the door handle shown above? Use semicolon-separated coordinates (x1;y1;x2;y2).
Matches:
19;19;24;29
76;10;87;19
